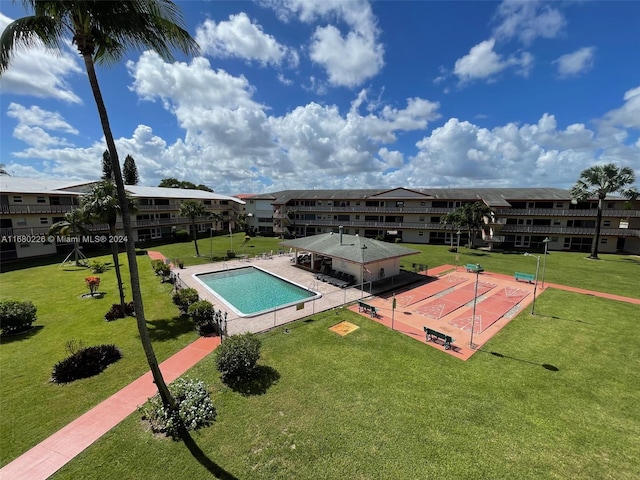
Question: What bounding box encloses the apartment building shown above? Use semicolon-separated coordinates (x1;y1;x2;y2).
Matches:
242;187;640;254
0;177;244;260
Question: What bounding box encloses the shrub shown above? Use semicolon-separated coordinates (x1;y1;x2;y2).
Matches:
85;276;101;296
51;344;122;383
104;302;135;321
140;377;216;438
0;300;37;335
214;333;261;383
89;260;107;273
188;300;216;335
174;229;190;242
172;288;199;313
135;248;148;256
226;250;236;258
151;259;165;274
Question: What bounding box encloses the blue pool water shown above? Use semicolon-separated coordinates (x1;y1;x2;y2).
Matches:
195;267;320;317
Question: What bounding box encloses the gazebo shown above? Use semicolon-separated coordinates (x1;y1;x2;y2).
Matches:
280;230;420;286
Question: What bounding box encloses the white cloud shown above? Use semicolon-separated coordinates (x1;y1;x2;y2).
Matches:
7;104;79;134
265;0;384;87
195;13;298;67
554;47;596;78
453;39;533;83
493;0;566;45
0;13;82;103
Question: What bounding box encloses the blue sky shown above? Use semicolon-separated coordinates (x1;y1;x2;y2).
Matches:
1;0;639;194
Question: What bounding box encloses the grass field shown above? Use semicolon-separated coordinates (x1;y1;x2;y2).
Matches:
52;292;640;479
1;237;639;478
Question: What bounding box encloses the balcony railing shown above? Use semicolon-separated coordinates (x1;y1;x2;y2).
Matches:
494;208;640;218
1;204;77;214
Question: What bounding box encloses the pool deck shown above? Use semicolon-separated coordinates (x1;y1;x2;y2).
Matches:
176;253;367;335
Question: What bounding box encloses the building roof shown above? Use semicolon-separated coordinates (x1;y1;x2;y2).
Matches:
280;232;420;264
0;176;85;195
122;185;244;204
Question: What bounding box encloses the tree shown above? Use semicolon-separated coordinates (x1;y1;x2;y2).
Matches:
159;177;214;192
208;211;223;234
440;210;464;249
457;202;491;248
0;163;10;176
47;209;90;266
81;180;136;306
123;154;139;185
179;199;206;257
1;0;199;410
570;163;638;259
101;150;112;180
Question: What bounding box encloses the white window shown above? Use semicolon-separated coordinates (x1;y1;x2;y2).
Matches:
515;235;530;247
37;196;46;203
418;231;424;237
603;220;611;227
16;217;27;226
40;218;48;224
13;195;22;203
600;238;608;244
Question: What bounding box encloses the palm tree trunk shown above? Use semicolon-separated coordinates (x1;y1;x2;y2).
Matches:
192;220;200;256
590;198;604;259
110;223;126;306
82;54;176;409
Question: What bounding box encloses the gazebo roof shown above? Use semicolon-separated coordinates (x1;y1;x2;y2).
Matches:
280;233;420;265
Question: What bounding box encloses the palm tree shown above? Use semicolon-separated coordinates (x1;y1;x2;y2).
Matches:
0;163;9;176
180;199;206;256
570;163;638;259
47;209;89;266
457;202;491;248
82;180;136;306
440;210;463;249
208;211;223;235
1;0;199;409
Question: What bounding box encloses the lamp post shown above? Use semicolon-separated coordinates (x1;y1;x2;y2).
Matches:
456;229;461;267
541;237;550;288
469;269;479;349
209;227;214;260
361;244;367;299
524;252;541;315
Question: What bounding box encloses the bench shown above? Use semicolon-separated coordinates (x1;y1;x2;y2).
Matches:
514;272;535;283
423;327;455;350
358;300;379;318
465;263;484;273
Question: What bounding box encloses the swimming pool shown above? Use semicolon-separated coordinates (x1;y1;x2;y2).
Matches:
194;266;321;317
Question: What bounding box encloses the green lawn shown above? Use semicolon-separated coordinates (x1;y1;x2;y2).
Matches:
53;292;640;479
0;253;198;466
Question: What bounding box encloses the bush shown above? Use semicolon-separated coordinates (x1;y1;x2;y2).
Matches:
226;250;236;258
140;377;216;438
104;302;135;321
215;333;261;383
51;344;122;383
0;300;37;335
188;300;216;335
174;229;190;242
172;288;199;313
89;260;107;273
151;259;165;274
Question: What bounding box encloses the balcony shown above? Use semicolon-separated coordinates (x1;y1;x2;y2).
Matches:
494;208;640;218
1;204;77;214
500;224;640;237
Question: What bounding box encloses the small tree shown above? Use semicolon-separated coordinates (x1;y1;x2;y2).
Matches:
172;288;199;314
188;300;216;335
123;154;139;185
214;333;261;384
179;200;206;256
85;276;101;296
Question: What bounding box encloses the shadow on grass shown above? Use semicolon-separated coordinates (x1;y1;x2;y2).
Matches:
0;325;44;344
477;348;559;371
179;428;239;480
224;365;280;396
145;316;195;341
535;313;594;325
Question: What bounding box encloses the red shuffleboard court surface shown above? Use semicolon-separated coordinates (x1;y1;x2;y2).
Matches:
393;274;469;307
413;280;496;320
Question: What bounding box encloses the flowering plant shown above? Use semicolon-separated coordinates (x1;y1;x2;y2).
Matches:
85;276;101;296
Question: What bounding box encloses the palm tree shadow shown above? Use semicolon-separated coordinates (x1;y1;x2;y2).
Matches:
179;429;239;480
225;365;280;396
477;349;559;371
145;316;195;341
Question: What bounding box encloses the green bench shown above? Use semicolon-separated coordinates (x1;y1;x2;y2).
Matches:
423;327;455;350
465;263;484;273
358;300;379;318
514;272;535;283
